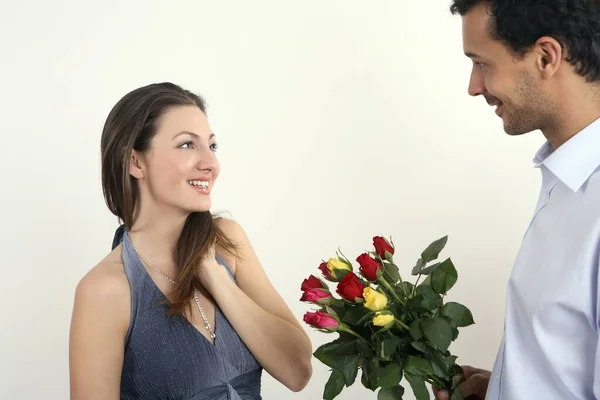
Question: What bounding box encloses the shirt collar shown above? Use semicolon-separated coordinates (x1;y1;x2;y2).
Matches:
533;117;600;192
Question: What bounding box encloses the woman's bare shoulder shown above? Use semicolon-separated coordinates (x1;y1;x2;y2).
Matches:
73;245;130;322
213;216;249;274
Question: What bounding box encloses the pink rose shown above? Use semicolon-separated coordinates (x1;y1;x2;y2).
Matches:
300;275;332;304
303;311;339;330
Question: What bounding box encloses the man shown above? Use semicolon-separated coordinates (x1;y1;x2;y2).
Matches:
435;0;600;399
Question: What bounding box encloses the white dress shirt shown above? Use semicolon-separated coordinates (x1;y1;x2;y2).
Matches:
486;118;600;399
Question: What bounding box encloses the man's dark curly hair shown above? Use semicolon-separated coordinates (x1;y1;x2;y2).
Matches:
450;0;600;82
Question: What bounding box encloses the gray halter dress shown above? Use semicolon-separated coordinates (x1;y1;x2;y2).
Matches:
112;226;263;399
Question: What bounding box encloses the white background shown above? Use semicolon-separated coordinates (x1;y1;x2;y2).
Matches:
0;1;544;398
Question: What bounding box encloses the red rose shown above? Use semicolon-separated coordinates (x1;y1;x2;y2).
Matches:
301;275;324;291
357;253;382;281
300;275;332;304
303;311;339;330
373;236;394;258
318;262;334;281
336;272;366;302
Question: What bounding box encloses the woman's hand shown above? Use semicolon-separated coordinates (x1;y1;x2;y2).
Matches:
196;243;227;287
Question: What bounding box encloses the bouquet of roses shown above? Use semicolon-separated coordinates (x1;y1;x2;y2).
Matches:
301;235;474;400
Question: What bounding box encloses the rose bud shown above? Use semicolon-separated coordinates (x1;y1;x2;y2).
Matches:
373;236;394;259
357;253;383;281
303;311;339;331
336;272;367;302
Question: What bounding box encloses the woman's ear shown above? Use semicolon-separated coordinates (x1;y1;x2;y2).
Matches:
129;150;145;179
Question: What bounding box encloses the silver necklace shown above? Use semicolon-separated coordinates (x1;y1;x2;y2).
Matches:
130;241;216;339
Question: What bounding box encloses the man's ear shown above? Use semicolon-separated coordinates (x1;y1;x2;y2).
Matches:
534;36;562;78
129;150;145;179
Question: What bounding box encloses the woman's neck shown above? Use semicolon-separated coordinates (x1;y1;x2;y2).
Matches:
128;205;189;275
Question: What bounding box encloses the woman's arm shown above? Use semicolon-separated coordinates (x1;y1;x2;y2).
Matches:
204;219;313;392
69;260;130;399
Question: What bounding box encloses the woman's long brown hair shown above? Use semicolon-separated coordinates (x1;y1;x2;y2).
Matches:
100;82;237;316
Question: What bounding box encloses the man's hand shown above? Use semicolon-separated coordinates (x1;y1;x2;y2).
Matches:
432;365;491;400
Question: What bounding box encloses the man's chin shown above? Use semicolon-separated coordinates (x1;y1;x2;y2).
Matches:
503;122;532;136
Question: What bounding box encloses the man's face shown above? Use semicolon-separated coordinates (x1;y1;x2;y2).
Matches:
462;3;551;135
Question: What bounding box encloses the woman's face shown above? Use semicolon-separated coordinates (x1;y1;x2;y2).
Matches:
131;105;220;215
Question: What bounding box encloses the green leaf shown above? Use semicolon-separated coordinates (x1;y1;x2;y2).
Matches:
404;373;431;400
412;258;425;275
420;275;432;286
341;354;361;385
334;269;352;282
314;341;362;379
422;317;453;352
313;348;336;369
451;373;462;391
425;346;451;379
449;363;463;377
409;319;424;341
446;355;458;370
379;337;403;360
383;262;401;283
420;262;441;275
377;363;402;388
421;235;448;263
316;337;358;357
450;387;465;400
401;281;414;294
415;285;442;311
403;355;433;376
325;305;340;317
441;302;475;327
324;369;345;400
378;385;405;400
411;341;427;353
385;251;395;262
361;358;379;391
342;305;374;326
430;258;458;295
313;338;358;368
440;316;460;340
326;303;347;321
357;339;373;355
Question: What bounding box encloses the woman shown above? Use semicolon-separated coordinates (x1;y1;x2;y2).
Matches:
69;82;313;399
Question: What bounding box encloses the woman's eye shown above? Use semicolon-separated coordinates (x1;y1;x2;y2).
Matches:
210;143;219;152
179;141;194;149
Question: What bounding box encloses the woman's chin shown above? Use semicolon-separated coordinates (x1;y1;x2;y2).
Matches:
183;202;212;214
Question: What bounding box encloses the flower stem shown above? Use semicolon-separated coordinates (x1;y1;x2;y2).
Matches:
383;258;408;299
338;324;367;342
411;274;422;297
395;319;410;331
431;376;447;389
378;276;406;305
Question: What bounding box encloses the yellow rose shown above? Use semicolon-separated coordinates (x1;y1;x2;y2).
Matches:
372;313;395;327
327;257;351;279
363;287;388;311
